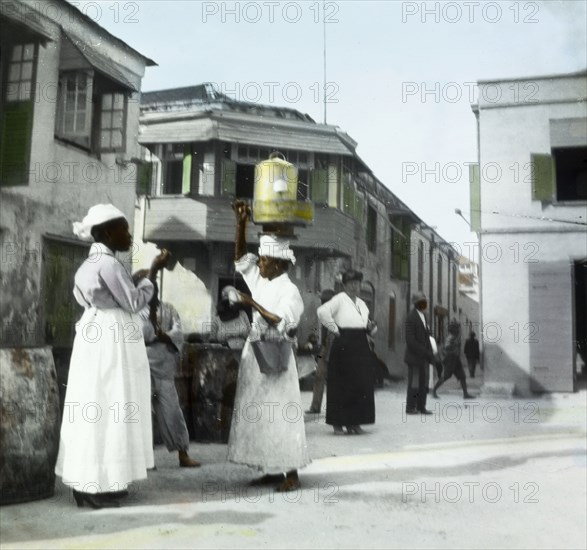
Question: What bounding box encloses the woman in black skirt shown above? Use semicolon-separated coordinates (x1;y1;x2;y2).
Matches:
317;269;377;435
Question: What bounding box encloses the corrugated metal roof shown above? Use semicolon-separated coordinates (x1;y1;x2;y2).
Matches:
139;114;354;155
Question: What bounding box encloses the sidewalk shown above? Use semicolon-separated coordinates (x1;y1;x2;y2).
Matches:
1;385;586;549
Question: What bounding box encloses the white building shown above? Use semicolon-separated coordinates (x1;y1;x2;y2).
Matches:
472;69;587;394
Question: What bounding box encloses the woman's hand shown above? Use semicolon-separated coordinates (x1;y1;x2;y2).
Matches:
238;291;253;306
151;249;171;271
232;200;251;224
156;329;172;345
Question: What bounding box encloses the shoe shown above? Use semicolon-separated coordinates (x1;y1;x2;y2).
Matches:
464;394;476;400
249;474;285;486
333;426;345;435
432;391;439;399
305;408;320;414
179;451;201;468
419;409;433;415
275;477;301;493
102;490;129;499
405;409;418;415
73;490;121;509
346;426;365;435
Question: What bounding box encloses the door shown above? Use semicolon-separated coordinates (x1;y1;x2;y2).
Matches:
529;261;575;391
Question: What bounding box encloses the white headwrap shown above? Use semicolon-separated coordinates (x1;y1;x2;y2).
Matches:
72;204;127;241
258;234;296;265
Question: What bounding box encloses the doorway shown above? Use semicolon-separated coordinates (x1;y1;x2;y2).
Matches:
575;259;587;386
235;164;255;199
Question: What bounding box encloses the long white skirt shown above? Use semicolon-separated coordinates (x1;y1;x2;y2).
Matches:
55;307;154;493
227;340;310;473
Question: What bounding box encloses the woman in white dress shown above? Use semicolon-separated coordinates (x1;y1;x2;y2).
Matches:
55;204;169;509
227;201;309;492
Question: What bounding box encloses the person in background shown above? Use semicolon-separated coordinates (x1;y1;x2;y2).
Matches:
464;331;481;378
433;321;475;400
306;288;334;414
317;270;377;435
306;289;336;414
404;292;435;416
211;285;251;350
55;204;167;509
134;275;201;468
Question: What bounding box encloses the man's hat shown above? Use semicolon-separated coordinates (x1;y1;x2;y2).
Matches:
342;269;363;284
411;292;427;305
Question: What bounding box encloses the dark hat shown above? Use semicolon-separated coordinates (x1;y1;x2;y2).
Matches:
411;292;427;305
342;269;363;284
448;320;461;334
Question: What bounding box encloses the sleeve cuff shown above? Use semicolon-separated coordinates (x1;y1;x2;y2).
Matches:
235;253;258;274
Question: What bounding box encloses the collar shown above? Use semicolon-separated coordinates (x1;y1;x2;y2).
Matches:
89;242;115;258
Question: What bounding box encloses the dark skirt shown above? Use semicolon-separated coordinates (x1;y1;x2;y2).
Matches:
326;329;376;426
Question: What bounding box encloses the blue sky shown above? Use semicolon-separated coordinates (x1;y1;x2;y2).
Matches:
69;0;586;254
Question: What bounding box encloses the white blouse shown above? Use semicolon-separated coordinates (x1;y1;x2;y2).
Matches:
73;242;154;313
235;253;304;340
317;292;370;332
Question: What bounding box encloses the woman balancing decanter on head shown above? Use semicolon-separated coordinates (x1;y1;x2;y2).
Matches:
226;200;310;493
54;204;170;509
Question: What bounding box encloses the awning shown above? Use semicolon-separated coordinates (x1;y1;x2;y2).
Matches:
139;114;353;155
0;2;55;41
63;32;139;92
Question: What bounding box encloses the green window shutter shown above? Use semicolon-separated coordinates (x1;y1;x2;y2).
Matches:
531;153;555;202
342;181;354;215
182;145;192;194
136;161;153;195
401;221;411;280
310;168;328;203
354;194;365;222
0;101;34;186
222;158;236;196
469;163;481;232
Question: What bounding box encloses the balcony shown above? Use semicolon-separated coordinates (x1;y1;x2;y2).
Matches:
142;196;355;256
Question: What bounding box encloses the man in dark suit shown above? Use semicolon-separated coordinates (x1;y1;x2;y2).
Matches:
404;292;435;415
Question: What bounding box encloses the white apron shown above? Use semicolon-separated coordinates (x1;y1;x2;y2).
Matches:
55;307;154;493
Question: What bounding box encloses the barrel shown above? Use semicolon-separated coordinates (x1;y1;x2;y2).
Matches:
0;347;60;504
183;343;241;443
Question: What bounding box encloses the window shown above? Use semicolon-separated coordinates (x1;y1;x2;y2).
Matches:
163;160;183;194
390;215;410;280
0;42;37;186
161;144;187;195
5;43;36;102
55;71;92;148
367;204;377;252
532;146;587;203
100;93;126;151
55;71;128;153
437;254;443;304
417;241;424;291
553;147;587;201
